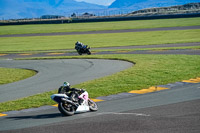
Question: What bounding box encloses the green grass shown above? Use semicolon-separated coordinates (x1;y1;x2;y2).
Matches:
91;46;200;53
0;54;200;112
0;17;200;35
0;29;200;53
75;55;200;98
0;68;37;85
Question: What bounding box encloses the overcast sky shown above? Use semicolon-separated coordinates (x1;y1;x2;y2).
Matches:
75;0;116;6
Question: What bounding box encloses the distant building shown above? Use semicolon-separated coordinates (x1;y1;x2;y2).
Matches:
81;12;95;17
40;15;64;19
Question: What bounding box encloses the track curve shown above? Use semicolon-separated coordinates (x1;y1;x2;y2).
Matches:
0;59;133;102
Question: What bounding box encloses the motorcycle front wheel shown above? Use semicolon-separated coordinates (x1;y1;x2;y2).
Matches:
58;102;75;116
86;49;91;55
87;51;91;55
88;99;98;111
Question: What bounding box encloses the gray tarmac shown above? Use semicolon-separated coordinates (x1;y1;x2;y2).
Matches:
0;82;200;132
1;42;200;59
0;59;133;102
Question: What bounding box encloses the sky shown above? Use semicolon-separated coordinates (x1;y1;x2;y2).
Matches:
75;0;116;6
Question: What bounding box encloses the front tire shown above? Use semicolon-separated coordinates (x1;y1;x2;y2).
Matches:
58;102;75;116
88;99;98;111
86;49;91;55
87;51;91;55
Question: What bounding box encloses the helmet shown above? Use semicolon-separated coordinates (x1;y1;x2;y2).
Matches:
63;82;70;87
75;41;79;45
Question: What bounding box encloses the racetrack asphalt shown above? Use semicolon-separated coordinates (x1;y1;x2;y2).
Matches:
0;26;200;132
1;82;200;132
1;42;200;59
0;59;133;102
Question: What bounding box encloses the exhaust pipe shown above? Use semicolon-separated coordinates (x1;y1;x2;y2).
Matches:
61;98;79;108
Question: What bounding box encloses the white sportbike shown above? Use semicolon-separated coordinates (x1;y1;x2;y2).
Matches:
51;88;98;116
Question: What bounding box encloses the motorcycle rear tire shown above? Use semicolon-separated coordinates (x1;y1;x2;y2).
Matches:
58;102;75;116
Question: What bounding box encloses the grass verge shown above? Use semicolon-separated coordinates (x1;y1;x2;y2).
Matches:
0;54;200;112
0;17;200;35
91;46;200;53
0;68;37;85
0;29;200;52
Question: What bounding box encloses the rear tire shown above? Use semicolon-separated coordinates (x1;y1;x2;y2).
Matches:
88;99;98;111
58;102;75;116
78;52;82;55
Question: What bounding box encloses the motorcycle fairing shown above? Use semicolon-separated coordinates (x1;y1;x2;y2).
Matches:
51;94;68;103
76;91;90;112
75;102;90;113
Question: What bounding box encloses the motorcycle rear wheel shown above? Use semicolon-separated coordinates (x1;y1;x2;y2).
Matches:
88;99;98;111
58;102;75;116
78;52;82;55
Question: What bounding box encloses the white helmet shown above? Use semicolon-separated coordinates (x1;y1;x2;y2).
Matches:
63;82;70;87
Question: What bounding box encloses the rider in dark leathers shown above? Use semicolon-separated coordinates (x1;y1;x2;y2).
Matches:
58;82;85;104
75;41;82;50
75;41;88;50
75;41;91;55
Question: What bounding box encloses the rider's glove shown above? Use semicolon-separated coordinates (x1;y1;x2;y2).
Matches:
80;89;85;93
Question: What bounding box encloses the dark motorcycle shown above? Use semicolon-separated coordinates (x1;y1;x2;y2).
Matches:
75;45;91;55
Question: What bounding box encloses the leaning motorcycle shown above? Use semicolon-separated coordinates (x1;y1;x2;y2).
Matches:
75;45;91;55
51;87;98;116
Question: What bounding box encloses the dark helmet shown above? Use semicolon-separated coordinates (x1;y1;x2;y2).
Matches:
75;41;80;45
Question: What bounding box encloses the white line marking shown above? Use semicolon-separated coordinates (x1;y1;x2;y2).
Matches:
97;112;150;117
